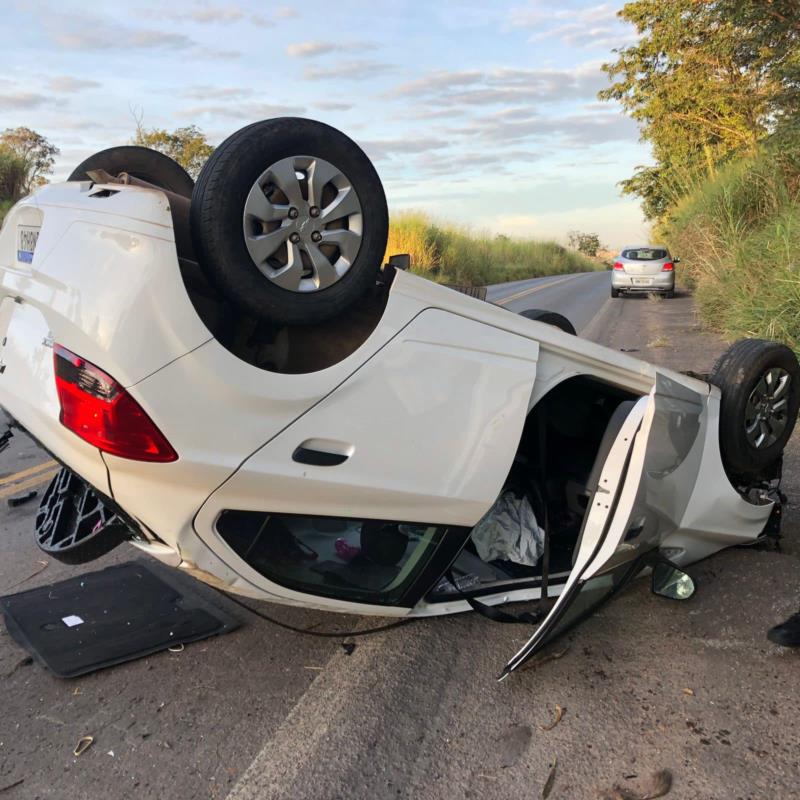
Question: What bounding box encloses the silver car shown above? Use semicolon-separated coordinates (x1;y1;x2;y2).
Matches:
611;245;677;298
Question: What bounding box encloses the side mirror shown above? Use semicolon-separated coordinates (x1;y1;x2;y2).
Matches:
388;253;411;270
652;561;695;600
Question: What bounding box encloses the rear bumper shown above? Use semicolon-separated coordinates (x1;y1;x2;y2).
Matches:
612;271;675;292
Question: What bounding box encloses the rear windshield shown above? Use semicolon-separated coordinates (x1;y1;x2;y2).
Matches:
622;248;668;261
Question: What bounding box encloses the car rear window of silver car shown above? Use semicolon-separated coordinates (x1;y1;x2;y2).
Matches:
622;248;667;260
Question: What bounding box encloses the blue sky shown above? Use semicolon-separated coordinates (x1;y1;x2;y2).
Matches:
1;1;651;247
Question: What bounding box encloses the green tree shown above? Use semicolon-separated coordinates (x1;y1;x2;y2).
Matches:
0;127;59;199
568;230;601;257
600;1;800;220
133;124;213;179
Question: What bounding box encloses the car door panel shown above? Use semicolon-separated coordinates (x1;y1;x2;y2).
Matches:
194;310;541;599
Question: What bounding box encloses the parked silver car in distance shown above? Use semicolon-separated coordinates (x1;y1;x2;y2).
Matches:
611;245;677;298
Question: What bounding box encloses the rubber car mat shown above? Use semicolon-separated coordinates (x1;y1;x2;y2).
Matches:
0;561;239;678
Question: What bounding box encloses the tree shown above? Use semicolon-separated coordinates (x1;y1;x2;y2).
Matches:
133;124;213;179
568;231;601;257
599;1;800;220
0;127;59;199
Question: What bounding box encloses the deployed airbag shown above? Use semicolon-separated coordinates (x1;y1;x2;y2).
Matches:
471;491;545;567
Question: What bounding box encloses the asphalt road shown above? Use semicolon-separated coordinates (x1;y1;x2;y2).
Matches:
485;269;612;333
2;271;799;800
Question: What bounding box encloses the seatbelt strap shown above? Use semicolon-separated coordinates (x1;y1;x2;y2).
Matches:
537;406;551;600
446;570;543;625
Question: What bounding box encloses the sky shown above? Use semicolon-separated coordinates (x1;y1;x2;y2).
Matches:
0;0;652;248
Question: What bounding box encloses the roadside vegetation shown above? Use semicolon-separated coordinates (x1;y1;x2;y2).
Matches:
387;211;599;286
601;0;799;348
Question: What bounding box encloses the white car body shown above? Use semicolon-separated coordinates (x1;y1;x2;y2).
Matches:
0;181;774;674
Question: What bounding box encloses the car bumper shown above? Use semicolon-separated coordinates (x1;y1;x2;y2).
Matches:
612;272;675;292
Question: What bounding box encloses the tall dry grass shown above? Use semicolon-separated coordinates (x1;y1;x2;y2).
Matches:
386;211;600;286
663;147;800;351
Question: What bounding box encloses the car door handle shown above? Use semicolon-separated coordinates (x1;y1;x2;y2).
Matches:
292;439;354;467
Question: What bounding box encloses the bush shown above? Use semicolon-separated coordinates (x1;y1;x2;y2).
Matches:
386;212;599;285
663;146;800;351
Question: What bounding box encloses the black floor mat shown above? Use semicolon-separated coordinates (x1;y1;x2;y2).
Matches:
0;561;239;677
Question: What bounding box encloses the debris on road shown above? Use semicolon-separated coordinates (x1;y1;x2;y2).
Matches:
682;687;694;696
341;642;356;656
73;735;94;757
7;490;37;507
541;756;557;798
540;704;565;731
0;779;24;794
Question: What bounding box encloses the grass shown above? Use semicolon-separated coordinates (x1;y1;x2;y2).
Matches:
386;211;600;286
0;199;13;227
662;145;800;352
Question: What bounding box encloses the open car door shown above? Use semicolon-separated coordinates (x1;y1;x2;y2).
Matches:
501;373;706;678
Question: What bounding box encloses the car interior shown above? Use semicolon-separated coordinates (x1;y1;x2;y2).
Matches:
429;376;639;601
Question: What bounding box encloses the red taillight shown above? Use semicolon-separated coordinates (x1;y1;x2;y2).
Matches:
613;261;624;270
662;262;674;271
53;345;177;462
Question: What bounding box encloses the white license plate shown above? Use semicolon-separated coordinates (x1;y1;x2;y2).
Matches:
17;225;40;264
633;278;652;286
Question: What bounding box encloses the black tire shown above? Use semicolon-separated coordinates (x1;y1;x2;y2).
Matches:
35;469;130;565
519;308;576;335
68;146;194;198
709;339;800;480
611;287;620;298
191;118;389;326
664;289;675;299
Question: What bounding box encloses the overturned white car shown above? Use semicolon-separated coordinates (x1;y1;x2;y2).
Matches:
1;119;797;677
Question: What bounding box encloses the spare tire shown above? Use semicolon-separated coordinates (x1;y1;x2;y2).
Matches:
190;118;389;326
709;339;800;480
68;146;194;198
519;308;577;335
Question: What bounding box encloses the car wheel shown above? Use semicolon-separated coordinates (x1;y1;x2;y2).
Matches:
519;308;576;335
664;290;675;299
35;468;130;564
709;339;800;480
190;118;389;327
611;287;620;298
68;146;194;198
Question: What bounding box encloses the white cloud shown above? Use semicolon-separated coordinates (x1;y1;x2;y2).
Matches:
0;91;54;110
303;60;396;81
287;41;339;58
276;6;298;18
386;62;608;107
178;102;306;120
510;2;636;49
286;41;374;58
313;101;353;111
47;76;101;92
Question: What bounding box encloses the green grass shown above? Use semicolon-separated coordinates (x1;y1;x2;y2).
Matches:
0;199;13;227
386;211;600;286
663;146;800;351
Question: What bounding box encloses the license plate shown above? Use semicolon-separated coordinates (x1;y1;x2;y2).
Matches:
633;278;652;286
17;225;40;264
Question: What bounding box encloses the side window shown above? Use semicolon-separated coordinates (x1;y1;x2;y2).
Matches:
216;511;449;606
